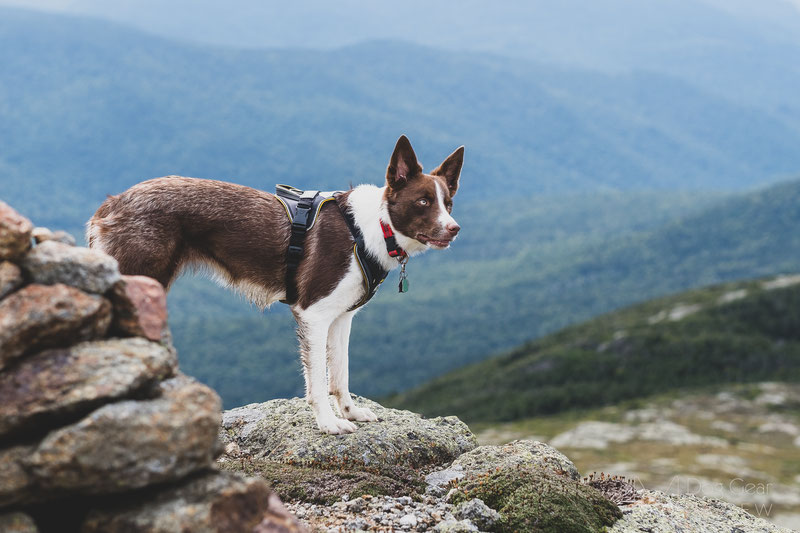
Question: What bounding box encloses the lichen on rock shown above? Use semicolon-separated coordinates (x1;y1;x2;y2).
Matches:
220;395;477;469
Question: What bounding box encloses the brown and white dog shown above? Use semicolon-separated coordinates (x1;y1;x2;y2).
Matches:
87;135;463;434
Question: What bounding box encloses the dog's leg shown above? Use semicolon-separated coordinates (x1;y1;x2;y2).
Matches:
294;310;358;435
327;312;378;423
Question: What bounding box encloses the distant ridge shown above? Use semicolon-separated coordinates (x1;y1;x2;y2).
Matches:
388;274;800;422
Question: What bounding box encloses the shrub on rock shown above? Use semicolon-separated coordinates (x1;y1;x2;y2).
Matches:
450;464;621;533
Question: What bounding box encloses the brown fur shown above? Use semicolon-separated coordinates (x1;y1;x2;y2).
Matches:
88;176;353;309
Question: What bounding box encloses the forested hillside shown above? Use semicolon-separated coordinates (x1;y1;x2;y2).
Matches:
174;178;800;406
389;274;800;422
3;6;800;231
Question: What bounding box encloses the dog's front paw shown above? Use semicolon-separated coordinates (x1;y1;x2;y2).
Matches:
317;416;358;435
343;406;378;422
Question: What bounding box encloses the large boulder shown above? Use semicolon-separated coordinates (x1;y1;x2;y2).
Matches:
0;284;111;370
220;395;477;469
23;376;220;499
426;440;580;497
82;470;306;533
0;338;177;439
609;489;792;533
21;240;120;294
0;201;33;261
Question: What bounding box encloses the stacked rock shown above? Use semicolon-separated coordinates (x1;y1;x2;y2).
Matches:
0;200;305;533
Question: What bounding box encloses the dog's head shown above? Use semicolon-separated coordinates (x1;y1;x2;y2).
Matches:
384;135;463;251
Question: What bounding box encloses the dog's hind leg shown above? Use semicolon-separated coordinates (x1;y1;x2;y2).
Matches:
327;312;378;423
294;310;358;435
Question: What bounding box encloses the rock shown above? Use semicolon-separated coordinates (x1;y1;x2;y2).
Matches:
0;338;177;439
609;489;792;533
0;201;33;261
450;440;580;480
433;519;479;532
0;284;111;370
453;498;499;531
450;462;621;533
0;261;23;300
220;395;476;469
426;464;465;497
21;240;120;294
32;227;76;246
550;420;728;449
399;513;418;527
0;444;35;507
24;375;221;498
110;275;168;342
82;470;307;533
0;512;38;533
220;458;425;505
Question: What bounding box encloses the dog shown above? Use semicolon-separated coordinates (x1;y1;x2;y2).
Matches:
87;135;463;434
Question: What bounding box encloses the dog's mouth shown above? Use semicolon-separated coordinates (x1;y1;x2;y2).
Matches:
416;233;453;249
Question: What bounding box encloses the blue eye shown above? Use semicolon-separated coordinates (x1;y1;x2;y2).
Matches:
418;198;429;206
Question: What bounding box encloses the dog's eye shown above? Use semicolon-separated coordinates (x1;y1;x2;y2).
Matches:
417;198;430;206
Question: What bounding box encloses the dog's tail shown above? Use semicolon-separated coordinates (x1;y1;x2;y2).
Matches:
86;194;120;251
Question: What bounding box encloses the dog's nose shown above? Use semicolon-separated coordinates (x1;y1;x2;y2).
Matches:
446;222;461;236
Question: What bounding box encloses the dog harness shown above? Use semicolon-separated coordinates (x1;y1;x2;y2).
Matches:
274;184;406;309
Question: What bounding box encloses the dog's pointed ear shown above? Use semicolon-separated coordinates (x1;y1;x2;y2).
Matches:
431;146;464;196
386;135;422;190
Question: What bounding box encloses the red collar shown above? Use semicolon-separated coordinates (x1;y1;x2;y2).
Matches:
380;221;407;258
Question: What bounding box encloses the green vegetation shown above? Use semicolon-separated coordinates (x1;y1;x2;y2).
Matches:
450;465;621;533
389;276;800;422
219;460;424;505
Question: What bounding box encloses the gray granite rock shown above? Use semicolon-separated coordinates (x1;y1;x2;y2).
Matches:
609;489;792;533
82;470;307;533
24;375;221;498
433;519;479;532
453;498;500;531
450;439;580;480
22;240;120;294
32;227;76;246
0;338;177;438
0;284;111;370
220;395;477;469
0;201;33;261
0;261;23;300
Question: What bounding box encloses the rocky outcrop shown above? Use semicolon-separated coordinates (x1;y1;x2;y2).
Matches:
0;338;176;438
221;395;477;469
0;284;111;369
0;203;305;533
610;489;792;533
21;240;120;294
81;471;303;533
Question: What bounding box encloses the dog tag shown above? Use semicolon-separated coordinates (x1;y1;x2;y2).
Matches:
399;278;409;293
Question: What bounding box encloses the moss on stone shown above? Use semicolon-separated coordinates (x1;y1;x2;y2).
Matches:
450;464;621;533
220;459;425;505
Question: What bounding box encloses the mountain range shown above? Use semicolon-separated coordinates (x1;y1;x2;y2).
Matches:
1;7;799;408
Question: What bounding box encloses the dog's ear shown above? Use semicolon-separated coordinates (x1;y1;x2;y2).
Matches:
431;146;464;197
386;135;422;190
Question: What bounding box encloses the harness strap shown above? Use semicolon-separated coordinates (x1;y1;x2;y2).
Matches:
284;189;319;304
335;195;390;310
